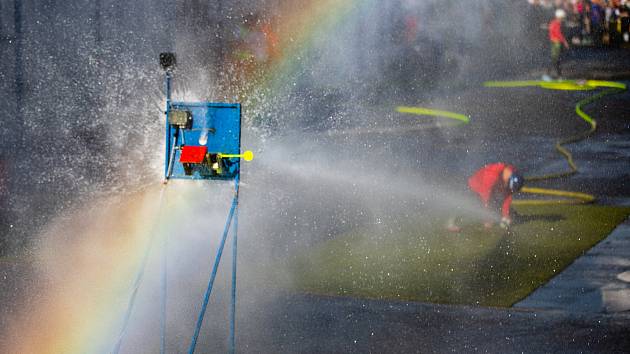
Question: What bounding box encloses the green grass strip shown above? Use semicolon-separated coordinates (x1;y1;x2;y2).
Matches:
285;204;630;307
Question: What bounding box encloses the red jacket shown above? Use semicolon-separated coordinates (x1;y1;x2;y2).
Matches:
549;19;568;45
468;163;513;218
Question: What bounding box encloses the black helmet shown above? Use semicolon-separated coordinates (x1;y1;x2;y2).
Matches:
509;172;524;193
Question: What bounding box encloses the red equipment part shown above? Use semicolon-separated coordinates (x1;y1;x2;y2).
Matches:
180;145;207;164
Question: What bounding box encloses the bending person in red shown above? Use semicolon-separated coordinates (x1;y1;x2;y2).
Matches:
448;163;524;231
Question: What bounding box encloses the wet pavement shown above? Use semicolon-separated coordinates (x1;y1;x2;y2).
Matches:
516;218;630;314
236;292;630;353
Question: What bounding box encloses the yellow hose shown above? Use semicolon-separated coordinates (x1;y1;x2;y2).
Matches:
483;79;626;91
484;80;627;204
395;106;470;124
513;186;595;205
394;80;626;205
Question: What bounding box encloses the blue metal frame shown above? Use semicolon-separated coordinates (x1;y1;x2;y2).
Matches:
164;71;172;179
188;177;239;354
114;67;242;354
162;69;241;354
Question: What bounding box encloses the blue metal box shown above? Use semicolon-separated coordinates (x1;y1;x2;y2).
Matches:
164;102;241;180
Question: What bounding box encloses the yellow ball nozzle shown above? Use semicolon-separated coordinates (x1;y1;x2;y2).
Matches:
242;150;254;161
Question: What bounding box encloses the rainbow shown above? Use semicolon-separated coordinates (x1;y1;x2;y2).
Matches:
5;183;232;353
5;2;373;352
263;0;365;89
226;0;374;99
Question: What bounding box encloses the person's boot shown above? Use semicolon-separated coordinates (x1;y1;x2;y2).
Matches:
446;217;462;232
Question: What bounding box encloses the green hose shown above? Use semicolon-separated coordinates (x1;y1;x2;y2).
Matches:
395;106;470;124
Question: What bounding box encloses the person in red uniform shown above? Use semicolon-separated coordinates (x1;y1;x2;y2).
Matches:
447;163;524;232
548;9;570;79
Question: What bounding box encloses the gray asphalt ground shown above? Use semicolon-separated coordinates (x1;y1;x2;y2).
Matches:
234;293;630;353
516;219;630;314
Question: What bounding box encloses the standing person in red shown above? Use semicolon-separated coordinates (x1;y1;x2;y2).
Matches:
447;163;524;232
548;9;570;79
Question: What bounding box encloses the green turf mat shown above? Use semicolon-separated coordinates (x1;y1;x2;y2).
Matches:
288;205;630;307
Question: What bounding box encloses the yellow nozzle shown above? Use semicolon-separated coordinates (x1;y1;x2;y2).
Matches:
219;150;254;161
